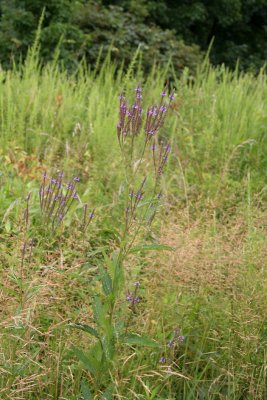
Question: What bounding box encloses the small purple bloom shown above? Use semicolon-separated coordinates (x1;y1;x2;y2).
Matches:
135;86;142;92
136;93;142;99
59;213;64;220
51;178;57;184
168;340;174;348
72;192;78;199
160;105;167;113
159;357;166;364
66;183;73;190
73;177;80;182
89;212;94;219
169;93;175;100
133;296;140;304
134;281;140;287
178;335;185;342
126;293;132;301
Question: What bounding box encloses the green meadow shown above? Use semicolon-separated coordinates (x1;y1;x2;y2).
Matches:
0;48;266;399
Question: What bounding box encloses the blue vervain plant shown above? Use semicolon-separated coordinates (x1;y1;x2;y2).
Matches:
71;85;175;397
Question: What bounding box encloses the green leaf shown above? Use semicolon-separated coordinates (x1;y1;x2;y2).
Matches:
72;347;98;376
69;323;99;339
80;379;93;400
100;385;114;400
129;244;174;253
119;334;159;348
99;266;113;296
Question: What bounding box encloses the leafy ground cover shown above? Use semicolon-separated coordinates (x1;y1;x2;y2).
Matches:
0;52;266;399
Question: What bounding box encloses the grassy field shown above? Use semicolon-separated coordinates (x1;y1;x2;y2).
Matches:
0;50;266;399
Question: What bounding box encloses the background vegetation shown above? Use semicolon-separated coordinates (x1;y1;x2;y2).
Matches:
0;0;266;72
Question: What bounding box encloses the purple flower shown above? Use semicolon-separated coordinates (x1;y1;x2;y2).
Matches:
133;296;140;304
159;357;166;364
73;177;80;182
135;86;142;92
169;93;175;100
160;91;166;97
51;178;57;184
168;340;174;348
134;281;140;287
59;213;64;220
126;293;132;302
178;335;185;342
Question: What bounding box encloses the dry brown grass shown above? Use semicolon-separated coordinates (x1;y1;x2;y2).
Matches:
155;210;267;292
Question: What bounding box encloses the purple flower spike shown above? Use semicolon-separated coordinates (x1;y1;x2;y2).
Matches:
126;293;132;301
73;177;80;182
134;281;140;287
59;213;64;220
178;335;185;342
159;357;166;364
133;296;140;304
169;93;175;100
51;178;57;184
160;91;166;97
168;340;174;348
72;192;78;199
135;86;142;92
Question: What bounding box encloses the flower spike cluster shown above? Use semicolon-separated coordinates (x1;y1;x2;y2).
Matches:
39;171;80;228
117;85;175;147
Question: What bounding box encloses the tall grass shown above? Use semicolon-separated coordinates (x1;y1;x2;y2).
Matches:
0;49;266;399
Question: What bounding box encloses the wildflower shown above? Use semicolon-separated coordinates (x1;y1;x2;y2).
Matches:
134;281;140;287
126;293;132;302
133;296;140;304
159;357;166;364
178;335;185;342
168;340;174;348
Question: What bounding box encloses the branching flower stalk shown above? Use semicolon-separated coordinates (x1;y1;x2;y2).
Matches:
39;171;80;230
117;85;174;259
70;86;174;395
